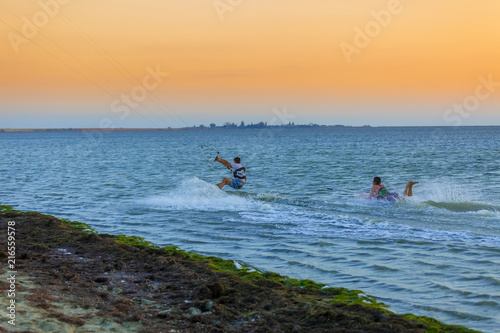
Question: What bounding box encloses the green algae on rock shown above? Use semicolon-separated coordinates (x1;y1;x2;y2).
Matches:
60;218;98;234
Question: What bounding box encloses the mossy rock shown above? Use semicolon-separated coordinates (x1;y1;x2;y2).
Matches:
0;204;21;214
60;218;97;234
403;314;481;333
115;235;157;247
329;288;389;310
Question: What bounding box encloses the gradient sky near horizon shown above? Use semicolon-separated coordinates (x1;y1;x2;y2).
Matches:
1;0;500;128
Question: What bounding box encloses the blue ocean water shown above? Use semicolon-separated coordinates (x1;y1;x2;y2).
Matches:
1;127;499;332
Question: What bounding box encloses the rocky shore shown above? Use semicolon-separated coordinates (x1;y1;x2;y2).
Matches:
0;205;479;332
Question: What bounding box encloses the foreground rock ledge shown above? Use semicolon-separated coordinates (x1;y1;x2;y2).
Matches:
0;209;479;333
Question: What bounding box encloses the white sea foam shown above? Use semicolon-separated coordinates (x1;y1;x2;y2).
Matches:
139;177;271;212
384;181;500;214
475;209;499;217
412;181;483;204
291;215;500;246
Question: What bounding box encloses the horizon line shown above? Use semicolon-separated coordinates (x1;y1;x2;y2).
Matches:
1;125;500;133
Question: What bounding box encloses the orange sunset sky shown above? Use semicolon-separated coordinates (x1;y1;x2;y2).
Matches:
1;0;499;128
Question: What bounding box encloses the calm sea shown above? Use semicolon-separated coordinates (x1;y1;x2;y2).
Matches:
1;127;499;332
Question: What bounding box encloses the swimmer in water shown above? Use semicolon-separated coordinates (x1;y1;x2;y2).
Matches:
369;177;418;201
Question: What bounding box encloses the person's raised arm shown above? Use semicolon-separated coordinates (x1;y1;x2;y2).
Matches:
214;156;233;169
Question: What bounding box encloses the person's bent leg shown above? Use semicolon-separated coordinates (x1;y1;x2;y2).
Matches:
404;181;418;197
217;177;232;189
216;178;226;189
216;178;224;189
403;183;410;196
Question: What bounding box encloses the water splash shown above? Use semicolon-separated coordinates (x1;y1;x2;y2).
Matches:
407;181;499;213
414;181;481;202
139;177;269;212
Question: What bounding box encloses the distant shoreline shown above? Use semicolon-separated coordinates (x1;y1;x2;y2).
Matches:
1;125;499;133
0;128;184;133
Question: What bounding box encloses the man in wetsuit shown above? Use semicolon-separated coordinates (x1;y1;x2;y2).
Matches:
214;155;246;189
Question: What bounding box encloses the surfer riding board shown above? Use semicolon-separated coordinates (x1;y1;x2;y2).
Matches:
214;155;246;190
363;177;418;202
